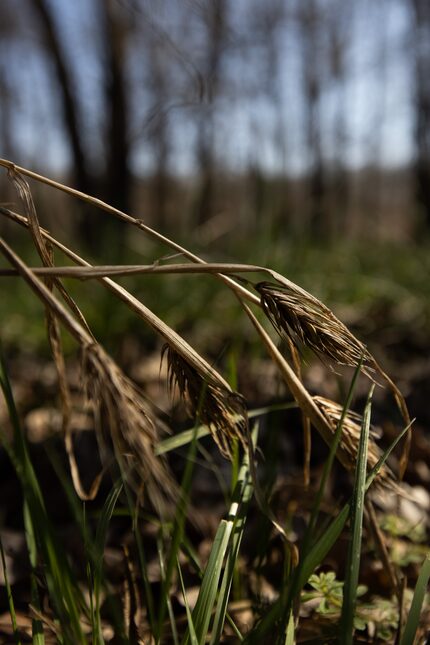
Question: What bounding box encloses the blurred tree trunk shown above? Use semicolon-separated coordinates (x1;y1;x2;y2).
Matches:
411;0;430;231
31;0;131;254
328;0;349;237
100;0;131;219
147;39;170;229
263;0;291;232
299;0;326;239
31;0;93;198
193;0;227;226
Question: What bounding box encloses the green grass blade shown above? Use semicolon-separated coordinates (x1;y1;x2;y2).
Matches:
297;504;351;591
365;419;414;491
297;414;412;593
0;533;21;645
275;359;364;638
156;423;200;641
340;385;374;643
92;480;123;643
117;473;155;640
0;347;86;643
400;553;430;645
209;427;257;644
183;520;232;645
158;537;179;645
304;357;364;550
177;558;198;645
284;610;295;645
23;502;45;645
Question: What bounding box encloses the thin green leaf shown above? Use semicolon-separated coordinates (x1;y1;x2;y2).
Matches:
156;422;200;641
340;385;374;643
365;419;414;491
184;521;232;645
92;480;123;643
400;553;430;645
285;611;295;645
297;417;412;592
23;502;45;645
157;535;179;645
0;533;21;645
209;426;257;644
0;346;86;643
177;558;198;645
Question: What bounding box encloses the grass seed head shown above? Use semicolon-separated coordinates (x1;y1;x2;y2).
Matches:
314;395;397;491
82;343;176;510
162;343;248;459
256;281;373;369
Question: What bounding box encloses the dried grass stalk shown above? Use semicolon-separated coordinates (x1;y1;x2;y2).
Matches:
7;168;96;500
162;343;248;459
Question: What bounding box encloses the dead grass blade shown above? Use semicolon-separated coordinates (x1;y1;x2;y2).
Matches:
7;169;97;501
162;344;248;459
0;158;258;305
0;207;249;461
0;236;175;509
288;338;311;489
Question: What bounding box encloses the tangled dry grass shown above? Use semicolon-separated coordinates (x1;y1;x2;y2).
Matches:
0;158;422;643
0;158;411;501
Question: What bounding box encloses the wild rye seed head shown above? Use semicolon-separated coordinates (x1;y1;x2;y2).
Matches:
162;343;248;459
82;343;176;510
313;395;397;491
256;281;373;369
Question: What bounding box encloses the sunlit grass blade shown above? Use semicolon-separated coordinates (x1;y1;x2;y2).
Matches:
183;520;232;645
183;425;257;644
340;385;374;643
209;426;257;644
399;553;430;645
285;610;295;645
